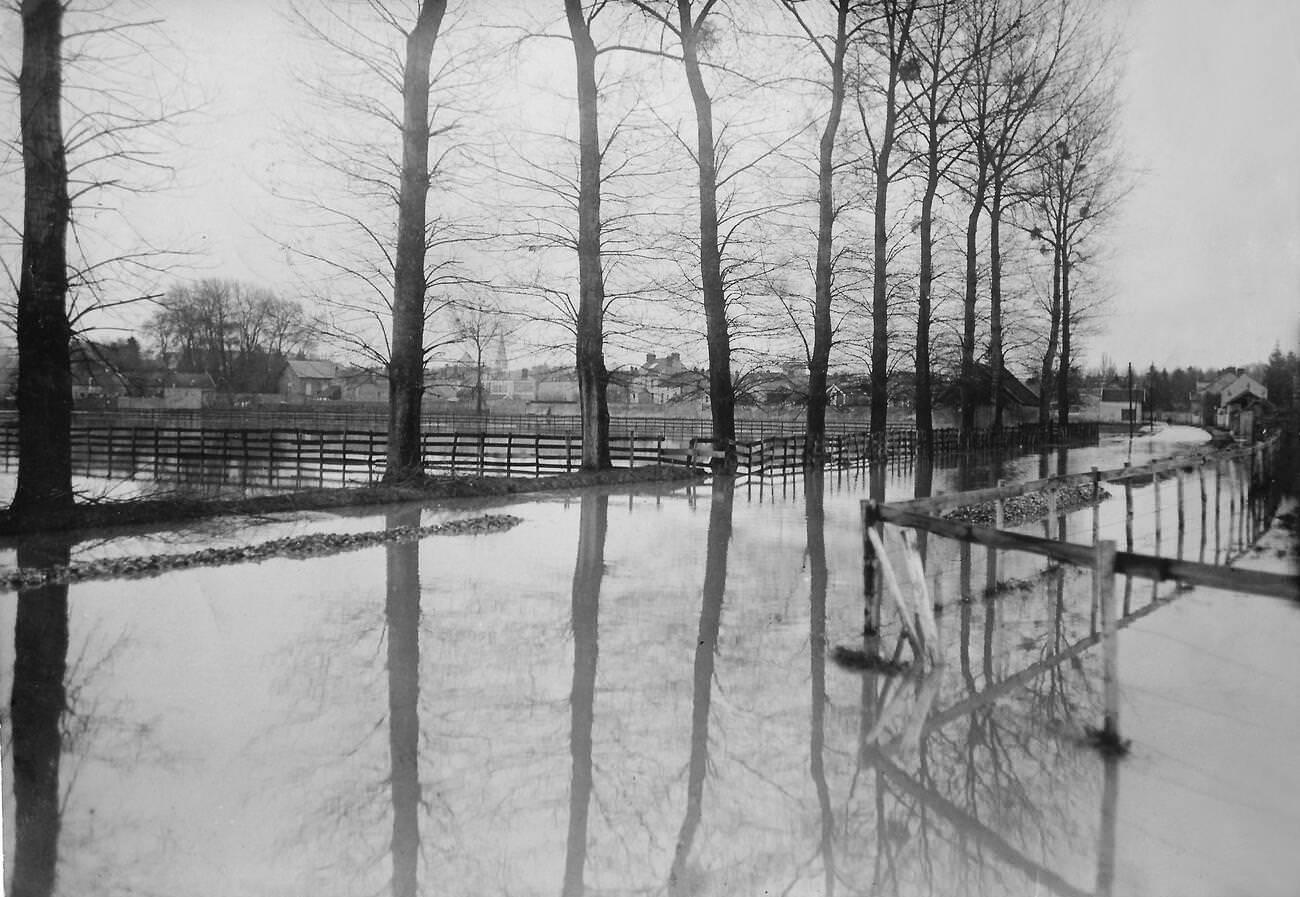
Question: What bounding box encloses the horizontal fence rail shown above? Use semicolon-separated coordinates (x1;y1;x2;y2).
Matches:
0;408;1099;446
864;434;1293;602
868;502;1298;600
0;419;1103;487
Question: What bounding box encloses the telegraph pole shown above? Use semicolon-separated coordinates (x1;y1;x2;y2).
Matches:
1127;362;1135;439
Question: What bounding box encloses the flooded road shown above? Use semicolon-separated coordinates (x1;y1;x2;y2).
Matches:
3;426;1298;896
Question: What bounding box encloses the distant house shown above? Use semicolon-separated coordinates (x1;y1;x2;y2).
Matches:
828;379;871;409
337;368;388;403
607;367;653;405
744;369;806;406
1098;387;1145;423
1215;373;1269;436
70;344;130;401
935;365;1039;428
423;381;462;403
1195;368;1266;428
280;359;339;401
535;367;580;403
487;368;538;402
639;352;688;403
164;372;216;409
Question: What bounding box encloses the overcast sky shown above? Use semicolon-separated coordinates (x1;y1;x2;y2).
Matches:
7;0;1298;373
1105;0;1300;370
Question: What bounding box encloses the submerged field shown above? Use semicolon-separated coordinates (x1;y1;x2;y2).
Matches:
3;425;1298;896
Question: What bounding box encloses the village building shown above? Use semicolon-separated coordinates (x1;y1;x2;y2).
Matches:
1097;387;1146;423
279;359;339;401
336;368;388;403
934;365;1040;428
163;372;217;409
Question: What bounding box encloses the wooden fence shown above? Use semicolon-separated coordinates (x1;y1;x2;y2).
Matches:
0;419;1101;486
26;408;1099;446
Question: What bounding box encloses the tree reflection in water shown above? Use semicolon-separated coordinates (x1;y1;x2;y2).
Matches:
562;493;607;897
385;506;422;897
9;536;70;897
805;471;835;895
668;477;733;896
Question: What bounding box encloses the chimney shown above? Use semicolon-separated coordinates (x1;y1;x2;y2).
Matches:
646;353;656;364
669;352;680;365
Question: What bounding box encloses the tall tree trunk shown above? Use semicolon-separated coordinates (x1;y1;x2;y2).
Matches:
10;537;70;897
13;0;73;518
960;167;988;443
678;1;735;473
916;116;940;443
804;2;849;467
1038;241;1061;430
1058;250;1072;432
988;181;1005;432
566;0;611;471
385;1;447;482
870;66;902;444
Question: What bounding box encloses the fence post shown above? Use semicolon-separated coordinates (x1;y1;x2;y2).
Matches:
1153;471;1162;553
1122;463;1134;552
535;434;542;477
1214;458;1222;562
1094;539;1122;749
862;501;880;637
1176;467;1186;559
506;433;514;475
1092;467;1101;545
985;479;1006;595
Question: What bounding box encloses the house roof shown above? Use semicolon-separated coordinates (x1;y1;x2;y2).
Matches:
286;359;337;380
1223;390;1270;408
936;364;1038;407
1100;388;1145;404
1204;368;1243;395
168;372;216;389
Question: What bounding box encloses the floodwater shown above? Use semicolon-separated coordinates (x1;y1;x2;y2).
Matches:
3;426;1299;897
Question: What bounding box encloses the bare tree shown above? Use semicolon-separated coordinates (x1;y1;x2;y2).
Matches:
980;0;1079;431
950;0;1011;442
1023;84;1125;431
629;0;738;472
901;0;1010;442
779;0;855;465
12;0;73;518
856;0;919;443
149;278;311;392
388;1;449;480
564;0;612;469
286;0;459;481
450;296;513;414
901;0;957;442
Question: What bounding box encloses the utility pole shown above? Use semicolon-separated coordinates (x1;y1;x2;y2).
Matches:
1127;362;1134;440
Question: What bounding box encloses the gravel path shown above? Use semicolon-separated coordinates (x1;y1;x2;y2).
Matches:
0;513;522;590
